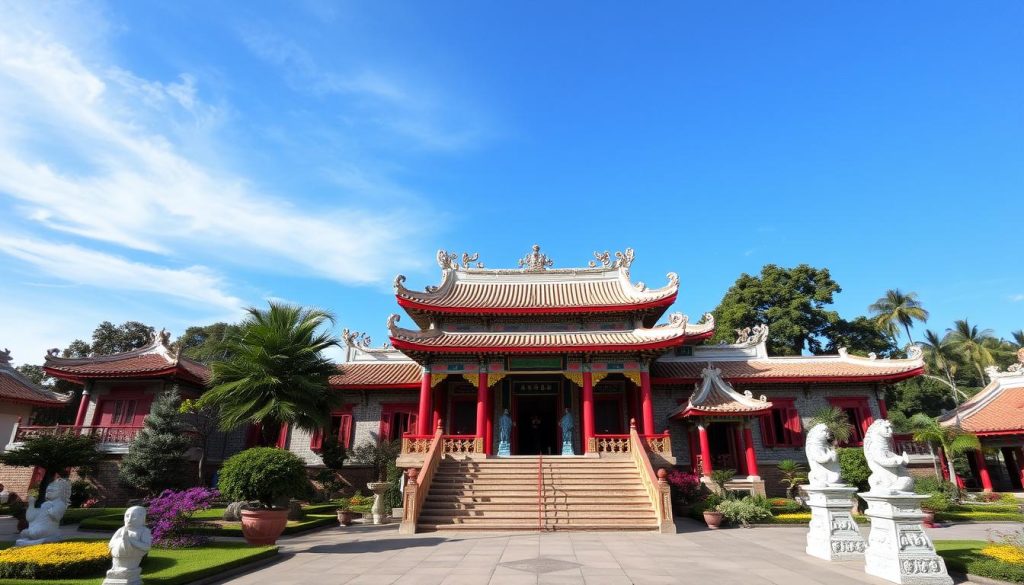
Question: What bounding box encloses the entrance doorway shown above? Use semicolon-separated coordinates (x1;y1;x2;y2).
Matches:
708;423;739;472
594;396;624;434
514;395;558;455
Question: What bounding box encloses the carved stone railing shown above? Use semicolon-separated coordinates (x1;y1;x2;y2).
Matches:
643;431;672;456
11;424;144;452
628;419;675;534
442;435;483;455
401;434;433;455
593;434;631;454
399;421;444;535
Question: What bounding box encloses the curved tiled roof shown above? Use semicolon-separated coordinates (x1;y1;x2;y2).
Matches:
43;332;210;385
652;353;924;383
939;371;1024;435
670;365;772;418
329;362;422;388
0;350;72;406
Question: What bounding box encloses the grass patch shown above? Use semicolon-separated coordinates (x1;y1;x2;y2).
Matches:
765;512;869;525
0;541;276;585
935;510;1024;523
60;508;127;526
935;540;1024;584
79;506;339;536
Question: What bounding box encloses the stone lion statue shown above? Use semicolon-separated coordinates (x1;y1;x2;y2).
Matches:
863;419;913;494
805;423;842;487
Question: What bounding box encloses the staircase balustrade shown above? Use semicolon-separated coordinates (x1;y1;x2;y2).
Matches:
399;421;445;534
593;434;631;454
441;434;483;455
628;420;676;534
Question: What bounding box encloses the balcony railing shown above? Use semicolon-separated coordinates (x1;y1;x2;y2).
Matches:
13;424;144;445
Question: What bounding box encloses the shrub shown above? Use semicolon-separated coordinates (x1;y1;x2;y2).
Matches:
69;480;96;508
350;436;402;482
666;470;703;506
0;541;109;579
119;389;194;495
716;497;773;527
975;492;1003;503
218;447;310;508
921;492;953;513
147;487;220;548
837;448;870;492
769;498;805;513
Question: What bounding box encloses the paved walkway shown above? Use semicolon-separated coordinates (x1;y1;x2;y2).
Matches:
213;520;1011;585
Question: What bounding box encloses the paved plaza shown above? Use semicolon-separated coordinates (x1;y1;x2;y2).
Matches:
213;520;1004;585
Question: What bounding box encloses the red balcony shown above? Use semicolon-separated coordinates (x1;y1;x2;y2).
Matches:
11;424;144;452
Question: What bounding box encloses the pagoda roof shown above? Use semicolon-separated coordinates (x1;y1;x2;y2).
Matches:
329;330;422;389
0;349;73;407
387;311;714;359
43;330;210;386
653;325;925;384
394;247;678;327
670;364;773;418
939;353;1024;436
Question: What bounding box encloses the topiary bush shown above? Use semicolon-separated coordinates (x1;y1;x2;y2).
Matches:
716;496;773;527
218;447;310;509
837;448;870;492
0;541;109;579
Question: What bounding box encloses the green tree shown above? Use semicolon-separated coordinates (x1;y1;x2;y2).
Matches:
1011;330;1024;349
807;406;855;444
79;321;155;356
179;398;220;485
909;413;980;485
837;448;870;493
823;316;898;357
868;289;929;344
886;377;955;419
14;364;47;386
119;389;194;495
0;434;100;508
712;264;842;355
351;435;402;482
776;460;807;499
198;302;342;442
946;319;996;384
175;322;241;364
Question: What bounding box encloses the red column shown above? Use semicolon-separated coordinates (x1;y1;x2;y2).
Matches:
733;425;747;475
698;422;713;477
276;423;289;448
582;370;594;453
640;369;655;435
475;372;488;439
974;449;994;492
417;369;431;435
73;386;91;427
485;376;494;455
432;385;445;433
743;424;759;478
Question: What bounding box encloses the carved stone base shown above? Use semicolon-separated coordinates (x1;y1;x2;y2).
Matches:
102;567;142;585
859;493;952;585
498;440;510;457
804;485;865;561
561;440;574;456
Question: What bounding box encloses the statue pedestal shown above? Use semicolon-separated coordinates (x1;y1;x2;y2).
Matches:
102;567;142;585
858;493;952;585
498;440;510;457
804;485;865;561
561;440;573;456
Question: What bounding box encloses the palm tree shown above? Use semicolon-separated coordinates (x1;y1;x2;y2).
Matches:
909;413;980;486
868;289;929;344
946;319;996;384
807;406;856;445
199;302;343;443
1011;330;1024;349
776;460;808;499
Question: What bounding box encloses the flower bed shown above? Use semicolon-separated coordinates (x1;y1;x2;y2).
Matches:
79;504;340;536
935;510;1024;523
765;512;869;525
936;540;1024;584
0;541;109;579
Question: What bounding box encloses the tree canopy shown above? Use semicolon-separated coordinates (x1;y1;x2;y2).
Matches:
64;321;155;358
0;433;100;507
868;289;929;344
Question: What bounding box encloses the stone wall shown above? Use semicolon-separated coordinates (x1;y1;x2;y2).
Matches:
0;464;34;502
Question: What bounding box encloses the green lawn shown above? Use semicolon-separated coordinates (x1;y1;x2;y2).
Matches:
79;504;341;536
935;540;1024;583
0;541;277;585
61;508;128;525
935;510;1024;523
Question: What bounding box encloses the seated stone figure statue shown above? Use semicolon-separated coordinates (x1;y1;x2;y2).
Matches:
804;423;842;487
104;506;152;585
17;477;71;546
863;419;914;494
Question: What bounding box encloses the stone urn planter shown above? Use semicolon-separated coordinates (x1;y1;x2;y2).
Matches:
367;482;390;525
703;510;724;529
240;509;289;545
337;509;354;526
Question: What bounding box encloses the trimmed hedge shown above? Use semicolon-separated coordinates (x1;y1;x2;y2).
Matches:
936;540;1024;584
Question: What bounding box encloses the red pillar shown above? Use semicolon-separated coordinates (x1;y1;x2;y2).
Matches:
431;385;445;433
698;422;713;477
582;371;594;453
484;379;494;455
475;372;488;439
973;449;994;492
743;424;760;478
733;425;747;475
73;386;91;427
1016;448;1024;489
639;369;655;435
417;369;431;435
276;423;289;448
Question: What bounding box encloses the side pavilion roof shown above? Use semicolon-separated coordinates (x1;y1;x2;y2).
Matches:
939;353;1024;436
43;330;210;386
0;348;73;407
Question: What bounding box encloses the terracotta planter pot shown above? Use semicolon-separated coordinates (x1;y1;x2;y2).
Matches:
240;509;289;545
921;509;935;528
338;510;354;526
703;510;724;529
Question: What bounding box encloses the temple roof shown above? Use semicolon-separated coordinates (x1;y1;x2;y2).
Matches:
939;353;1024;436
387;312;714;358
653;325;925;384
0;349;73;406
329;362;422;388
43;330;210;386
670;364;773;418
394;247;678;327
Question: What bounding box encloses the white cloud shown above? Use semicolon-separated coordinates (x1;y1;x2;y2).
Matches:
1011;294;1024;302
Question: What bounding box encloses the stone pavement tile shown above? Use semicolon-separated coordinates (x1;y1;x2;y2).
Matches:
347;573;403;585
396;574;447;585
581;575;634;585
538;575;586;585
579;567;626;577
490;575;540;585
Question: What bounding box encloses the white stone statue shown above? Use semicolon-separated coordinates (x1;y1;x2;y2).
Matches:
805;423;842;487
559;409;574;456
103;506;152;585
863;419;914;494
16;478;71;546
0;483;10;505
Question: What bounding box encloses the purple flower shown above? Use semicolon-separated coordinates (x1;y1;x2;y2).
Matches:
145;487;219;547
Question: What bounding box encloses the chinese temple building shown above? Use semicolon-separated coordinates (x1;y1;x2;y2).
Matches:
939;350;1024;492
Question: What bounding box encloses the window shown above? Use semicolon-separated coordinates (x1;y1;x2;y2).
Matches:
379;404;418;441
828;397;874;445
759;398;803;447
310;409;353;451
96;398;143;426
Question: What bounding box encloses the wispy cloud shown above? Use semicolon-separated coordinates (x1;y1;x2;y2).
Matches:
1011;294;1024;302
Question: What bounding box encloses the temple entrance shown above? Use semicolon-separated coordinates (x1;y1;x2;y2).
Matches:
594;396;624;434
708;423;739;472
513;395;558;455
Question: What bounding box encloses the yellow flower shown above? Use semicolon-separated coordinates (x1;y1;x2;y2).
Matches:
981;544;1024;565
0;541;111;579
773;513;812;520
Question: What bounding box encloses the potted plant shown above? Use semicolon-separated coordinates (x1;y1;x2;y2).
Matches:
701;493;724;529
218;447;311;545
336;501;354;526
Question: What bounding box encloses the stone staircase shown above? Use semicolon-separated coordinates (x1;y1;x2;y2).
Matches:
416;456;660;531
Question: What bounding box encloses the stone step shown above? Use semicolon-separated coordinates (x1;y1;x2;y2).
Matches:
423;503;655;512
417;523;659;532
427;488;648;496
424;496;653;504
418;510;656;521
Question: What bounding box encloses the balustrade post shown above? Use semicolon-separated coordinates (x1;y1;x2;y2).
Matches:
402;468;419;522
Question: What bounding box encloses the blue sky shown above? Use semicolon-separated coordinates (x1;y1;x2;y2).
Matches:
1;1;1021;365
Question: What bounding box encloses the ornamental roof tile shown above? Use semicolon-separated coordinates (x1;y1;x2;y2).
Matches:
329;362;422;388
940;368;1024;435
0;349;72;406
43;330;210;385
669;364;772;418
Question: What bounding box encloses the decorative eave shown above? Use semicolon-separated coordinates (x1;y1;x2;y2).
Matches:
669;364;773;418
393;246;679;327
42;329;210;386
386;312;714;362
653;327;925;384
0;348;74;406
940;351;1024;435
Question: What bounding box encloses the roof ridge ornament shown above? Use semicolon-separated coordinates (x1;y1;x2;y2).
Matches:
734;323;769;345
589;248;635;272
518;244;553;271
152;328;172;349
437;250;485;271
